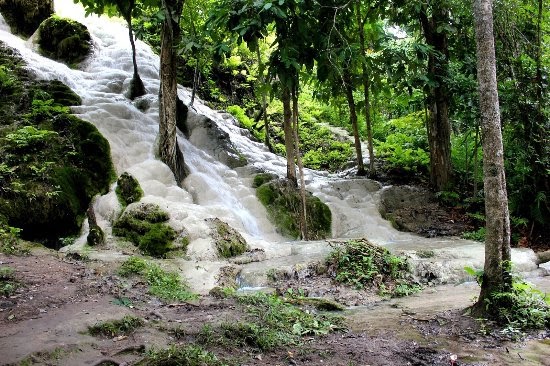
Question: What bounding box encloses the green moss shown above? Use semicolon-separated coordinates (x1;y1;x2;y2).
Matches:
0;42;115;246
113;203;175;258
252;173;277;188
208;218;248;258
0;0;54;37
37;16;91;65
255;179;332;239
115;172;143;207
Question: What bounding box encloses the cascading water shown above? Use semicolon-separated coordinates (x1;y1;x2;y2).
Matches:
0;1;544;292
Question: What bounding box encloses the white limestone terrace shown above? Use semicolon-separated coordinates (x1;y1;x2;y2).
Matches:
0;1;546;293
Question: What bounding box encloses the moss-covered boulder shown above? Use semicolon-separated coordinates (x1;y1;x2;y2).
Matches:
113;203;177;258
255;177;332;240
37;16;92;65
0;0;54;37
0;41;115;247
116;172;143;207
207;218;249;258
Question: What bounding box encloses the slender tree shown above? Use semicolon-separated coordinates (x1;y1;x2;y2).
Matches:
159;0;186;184
75;0;147;99
471;0;511;313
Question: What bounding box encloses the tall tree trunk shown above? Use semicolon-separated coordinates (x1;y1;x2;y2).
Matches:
355;0;375;176
282;86;297;184
472;0;511;315
159;0;186;185
419;6;452;191
256;47;272;152
343;69;365;176
291;87;308;240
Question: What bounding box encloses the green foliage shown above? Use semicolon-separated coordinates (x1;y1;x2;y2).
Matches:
373;112;429;174
472;270;550;332
136;345;223;366
327;239;421;297
195;292;343;352
118;257;195;302
0;265;19;297
88;315;144;337
464;266;484;285
0;222;26;255
462;227;486;242
3;126;59;151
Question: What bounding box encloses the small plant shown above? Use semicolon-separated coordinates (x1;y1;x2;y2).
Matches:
118;257;195;301
462;227;486;242
135;345;222;366
0;223;26;256
327;239;421;297
0;265;19;297
88;315;144;337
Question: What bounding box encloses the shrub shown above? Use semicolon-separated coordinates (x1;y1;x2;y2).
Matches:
327;239;421;297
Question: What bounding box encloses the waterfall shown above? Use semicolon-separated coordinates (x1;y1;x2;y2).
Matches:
0;1;542;292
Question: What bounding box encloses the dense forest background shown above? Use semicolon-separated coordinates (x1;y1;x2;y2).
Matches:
125;0;549;248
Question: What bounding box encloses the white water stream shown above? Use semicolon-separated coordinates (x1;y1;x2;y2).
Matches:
0;1;546;293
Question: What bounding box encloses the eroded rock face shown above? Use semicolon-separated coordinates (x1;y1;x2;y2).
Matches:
0;0;54;37
37;16;91;65
185;109;247;169
378;185;471;237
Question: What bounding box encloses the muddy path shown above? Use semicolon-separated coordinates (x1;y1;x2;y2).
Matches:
1;249;549;366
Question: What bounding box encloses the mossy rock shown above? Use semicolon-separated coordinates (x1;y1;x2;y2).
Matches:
116;172;143;207
252;172;277;188
0;42;115;246
207;218;248;258
0;0;54;37
113;203;175;258
87;225;105;246
255;178;332;240
37;15;91;65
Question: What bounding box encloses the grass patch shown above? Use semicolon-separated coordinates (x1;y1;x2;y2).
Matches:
88;315;144;338
199;292;344;352
0;265;19;296
135;345;223;366
118;257;195;302
327;239;422;298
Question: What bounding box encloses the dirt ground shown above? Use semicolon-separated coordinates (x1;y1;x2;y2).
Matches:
1;248;549;366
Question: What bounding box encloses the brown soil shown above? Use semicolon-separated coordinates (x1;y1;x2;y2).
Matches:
2;249;549;366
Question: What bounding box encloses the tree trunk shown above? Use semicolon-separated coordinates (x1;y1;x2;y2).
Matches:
126;17;146;100
190;62;199;106
291;87;308;240
419;6;452;191
355;0;375;176
282;86;297;184
159;0;186;185
472;0;512;315
256;47;272;152
343;69;365;176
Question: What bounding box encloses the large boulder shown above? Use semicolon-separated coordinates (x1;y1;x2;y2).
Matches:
0;0;53;37
37;16;92;66
255;176;332;240
0;42;115;247
206;218;249;258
